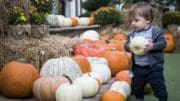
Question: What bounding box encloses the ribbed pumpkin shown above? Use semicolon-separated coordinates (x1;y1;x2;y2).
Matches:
33;76;69;101
0;61;39;98
163;32;175;53
102;49;129;76
71;55;91;73
40;57;82;81
115;70;131;85
70;17;78;27
101;90;125;101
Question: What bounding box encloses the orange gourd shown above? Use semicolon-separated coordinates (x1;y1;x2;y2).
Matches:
0;61;39;98
113;33;127;40
71;55;91;73
101;90;125;101
102;49;129;76
70;17;78;27
115;70;131;85
163;32;175;53
33;76;69;101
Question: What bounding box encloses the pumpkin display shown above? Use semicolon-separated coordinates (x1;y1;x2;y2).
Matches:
56;75;83;101
40;57;82;81
163;32;175;53
0;61;39;98
110;81;131;98
71;55;91;73
79;30;100;41
90;63;111;84
115;70;131;85
101;90;125;101
74;74;99;97
129;36;149;56
102;49;129;76
33;76;69;101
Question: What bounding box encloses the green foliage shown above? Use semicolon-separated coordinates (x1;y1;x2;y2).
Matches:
162;11;180;28
93;7;122;26
9;6;28;25
31;0;54;14
30;12;47;25
82;0;111;12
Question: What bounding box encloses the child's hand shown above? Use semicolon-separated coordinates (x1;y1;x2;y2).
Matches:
145;41;153;52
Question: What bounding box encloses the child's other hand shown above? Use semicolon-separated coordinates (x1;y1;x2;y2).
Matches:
145;41;153;52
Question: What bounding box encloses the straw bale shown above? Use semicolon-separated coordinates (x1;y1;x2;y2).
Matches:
0;35;80;71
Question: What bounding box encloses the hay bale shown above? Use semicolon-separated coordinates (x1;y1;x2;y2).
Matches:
0;35;80;71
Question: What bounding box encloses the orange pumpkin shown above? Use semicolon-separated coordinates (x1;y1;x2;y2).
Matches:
163;32;175;53
33;76;69;101
115;70;131;85
102;49;129;76
71;55;91;73
113;33;127;40
0;61;39;97
70;17;78;27
101;90;125;101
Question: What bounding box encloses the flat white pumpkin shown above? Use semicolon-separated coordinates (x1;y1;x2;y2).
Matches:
40;57;82;81
129;36;148;56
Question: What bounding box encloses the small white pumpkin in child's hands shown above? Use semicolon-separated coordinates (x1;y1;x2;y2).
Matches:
129;36;149;56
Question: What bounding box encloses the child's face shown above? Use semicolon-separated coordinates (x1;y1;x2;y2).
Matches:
130;15;150;31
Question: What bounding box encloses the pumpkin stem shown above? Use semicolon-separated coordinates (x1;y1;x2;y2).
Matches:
63;74;73;84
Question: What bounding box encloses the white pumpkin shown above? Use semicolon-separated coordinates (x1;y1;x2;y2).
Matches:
56;82;83;101
61;18;72;27
40;57;82;81
46;14;59;27
86;57;108;66
83;72;102;84
80;30;100;41
110;81;131;98
74;75;99;97
56;15;66;27
129;36;148;56
78;17;90;26
90;64;111;84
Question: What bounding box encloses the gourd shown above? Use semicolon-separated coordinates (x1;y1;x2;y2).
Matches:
78;17;94;26
86;57;108;66
129;36;148;56
71;55;91;73
90;63;111;84
0;61;39;98
46;14;59;27
79;30;100;41
33;76;69;101
56;75;83;101
110;81;131;98
163;32;175;53
83;72;102;86
56;15;66;27
115;70;131;85
101;90;125;101
40;57;82;81
74;74;99;97
102;49;129;76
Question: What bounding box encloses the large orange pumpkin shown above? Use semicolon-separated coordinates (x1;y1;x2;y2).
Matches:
71;55;91;73
115;70;131;85
163;32;175;53
33;76;69;101
102;49;129;76
0;61;39;97
101;90;125;101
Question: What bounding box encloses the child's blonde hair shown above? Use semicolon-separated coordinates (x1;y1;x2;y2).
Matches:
129;2;153;23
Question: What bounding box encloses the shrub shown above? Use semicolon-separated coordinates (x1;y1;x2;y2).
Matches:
162;11;180;28
92;7;122;26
